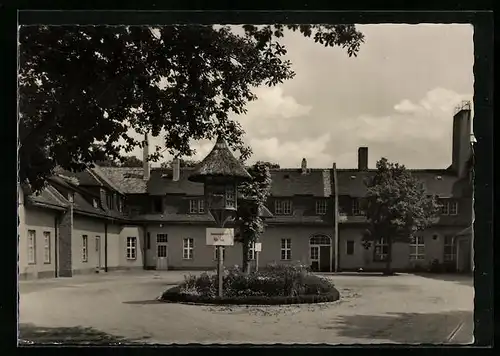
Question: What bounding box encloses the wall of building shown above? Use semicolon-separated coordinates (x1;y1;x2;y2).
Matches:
72;215;107;274
118;225;145;269
106;223;121;269
20;207;58;280
338;226;469;271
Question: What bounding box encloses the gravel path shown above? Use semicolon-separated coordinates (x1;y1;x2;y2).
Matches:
19;271;474;344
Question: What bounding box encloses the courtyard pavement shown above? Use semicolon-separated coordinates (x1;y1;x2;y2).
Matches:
18;270;474;345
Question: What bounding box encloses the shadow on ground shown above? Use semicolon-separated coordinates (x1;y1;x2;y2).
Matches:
323;310;473;344
123;299;163;305
411;273;473;286
19;323;145;345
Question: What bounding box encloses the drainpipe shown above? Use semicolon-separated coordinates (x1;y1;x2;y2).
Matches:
104;221;108;272
143;224;148;270
54;215;59;278
333;163;339;272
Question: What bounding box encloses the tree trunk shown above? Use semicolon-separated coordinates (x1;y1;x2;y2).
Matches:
242;240;251;275
384;239;394;275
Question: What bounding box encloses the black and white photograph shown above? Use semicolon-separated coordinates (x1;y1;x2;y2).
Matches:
17;18;482;345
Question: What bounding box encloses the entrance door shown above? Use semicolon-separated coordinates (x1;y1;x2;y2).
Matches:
310;246;320;271
95;236;101;269
319;246;331;272
157;244;168;270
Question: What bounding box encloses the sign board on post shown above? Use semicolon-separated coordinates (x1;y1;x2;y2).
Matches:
206;228;235;246
254;242;262;252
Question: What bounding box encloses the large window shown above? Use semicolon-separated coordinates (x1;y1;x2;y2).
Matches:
281;238;292;260
106;193;114;210
82;235;88;262
214;247;226;260
183;238;194;259
373;238;388;262
439;199;459;216
189;199;205;214
443;235;456;262
126;237;137;260
409;235;425;260
316;200;328;215
275;200;292;215
27;230;36;264
43;231;51;264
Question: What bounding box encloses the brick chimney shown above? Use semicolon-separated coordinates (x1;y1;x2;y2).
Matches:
358;147;368;171
301;158;307;174
142;133;150;181
451;101;472;178
172;157;180;182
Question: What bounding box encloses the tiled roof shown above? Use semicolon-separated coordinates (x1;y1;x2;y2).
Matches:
269;169;331;197
336;169;463;198
147;168;204;195
97;167;148;194
26;185;68;210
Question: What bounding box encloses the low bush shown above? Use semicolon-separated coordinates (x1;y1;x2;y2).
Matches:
163;262;339;305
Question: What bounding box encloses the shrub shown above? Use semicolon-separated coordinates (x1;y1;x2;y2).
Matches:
164;263;338;304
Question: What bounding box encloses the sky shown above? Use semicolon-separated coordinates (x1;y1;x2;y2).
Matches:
125;24;474;169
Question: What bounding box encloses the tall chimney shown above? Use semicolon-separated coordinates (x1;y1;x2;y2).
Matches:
301;158;307;174
358;147;368;171
451;101;472;178
172;157;180;182
142;133;150;181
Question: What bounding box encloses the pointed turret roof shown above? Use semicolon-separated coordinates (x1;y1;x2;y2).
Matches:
188;136;252;183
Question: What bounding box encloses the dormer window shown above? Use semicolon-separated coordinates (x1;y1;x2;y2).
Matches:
118;198;123;213
92;198;98;208
106;192;114;210
275;199;292;215
316;200;327;215
351;198;363;216
189;199;205;214
68;193;74;203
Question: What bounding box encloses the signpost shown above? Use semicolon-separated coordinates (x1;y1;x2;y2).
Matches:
206;228;234;297
254;242;262;271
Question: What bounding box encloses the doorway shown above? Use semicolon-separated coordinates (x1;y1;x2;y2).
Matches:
156;233;168;270
309;235;332;272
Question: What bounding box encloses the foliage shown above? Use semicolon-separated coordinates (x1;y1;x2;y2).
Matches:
171;263;337;302
19;24;364;192
236;161;273;273
160;158;200;169
362;158;440;273
120;155;143;167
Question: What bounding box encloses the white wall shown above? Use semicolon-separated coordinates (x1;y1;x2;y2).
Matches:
118;225;145;269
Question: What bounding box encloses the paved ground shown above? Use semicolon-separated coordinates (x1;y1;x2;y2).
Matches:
18;271;474;345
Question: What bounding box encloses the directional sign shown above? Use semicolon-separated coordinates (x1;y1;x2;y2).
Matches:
206;228;235;246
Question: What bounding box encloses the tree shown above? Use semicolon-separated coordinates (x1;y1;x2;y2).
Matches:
236;161;272;274
160;158;200;169
19;25;364;192
121;155;143;167
362;158;440;275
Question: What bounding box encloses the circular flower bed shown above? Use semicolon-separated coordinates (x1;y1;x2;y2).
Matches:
160;263;340;305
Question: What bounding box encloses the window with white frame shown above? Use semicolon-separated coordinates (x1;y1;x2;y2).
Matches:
68;193;74;203
189;199;205;214
281;238;292;260
373;237;388;261
183;238;194;259
27;230;36;264
82;235;88;262
248;243;256;261
316;200;327;215
92;198;99;208
443;235;456;262
275;200;292;215
409;235;425;260
214;246;226;260
225;186;236;209
449;201;458;215
126;237;137;260
439;200;449;215
43;231;51;264
352;198;361;216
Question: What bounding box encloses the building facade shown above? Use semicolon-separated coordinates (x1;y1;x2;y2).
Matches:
18;106;474;279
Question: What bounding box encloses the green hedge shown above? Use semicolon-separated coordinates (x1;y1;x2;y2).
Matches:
161;285;340;305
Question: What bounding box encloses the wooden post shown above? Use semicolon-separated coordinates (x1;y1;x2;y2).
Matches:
217;246;223;297
255;250;259;272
